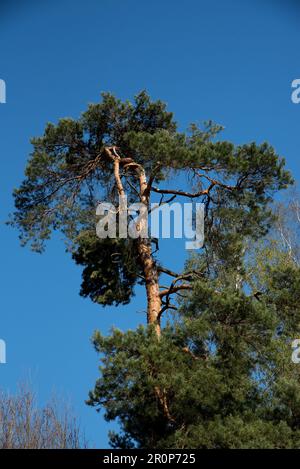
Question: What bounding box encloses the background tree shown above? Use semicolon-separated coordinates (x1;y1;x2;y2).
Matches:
272;188;300;265
10;91;295;447
0;383;86;449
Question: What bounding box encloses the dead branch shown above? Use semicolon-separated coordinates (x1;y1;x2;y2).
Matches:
159;284;193;298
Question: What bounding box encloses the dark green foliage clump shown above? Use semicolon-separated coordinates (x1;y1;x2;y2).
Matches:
73;231;143;306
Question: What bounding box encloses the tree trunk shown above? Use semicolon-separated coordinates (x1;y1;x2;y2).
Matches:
137;238;161;337
108;146;162;337
137;168;162;337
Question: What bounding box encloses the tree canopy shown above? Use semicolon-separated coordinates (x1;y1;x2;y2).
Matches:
10;91;299;448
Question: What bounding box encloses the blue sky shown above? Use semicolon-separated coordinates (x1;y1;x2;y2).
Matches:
0;0;299;447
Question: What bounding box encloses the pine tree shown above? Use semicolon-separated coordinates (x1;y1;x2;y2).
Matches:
10;91;296;448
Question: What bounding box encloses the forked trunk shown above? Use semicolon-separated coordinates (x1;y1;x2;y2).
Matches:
109;147;162;337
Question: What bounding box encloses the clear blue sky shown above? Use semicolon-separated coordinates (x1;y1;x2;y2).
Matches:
0;0;299;447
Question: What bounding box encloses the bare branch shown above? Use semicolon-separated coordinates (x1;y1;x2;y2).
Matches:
151;185;214;198
159;284;192;298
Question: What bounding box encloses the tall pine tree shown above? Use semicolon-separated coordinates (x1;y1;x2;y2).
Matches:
10;91;297;448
